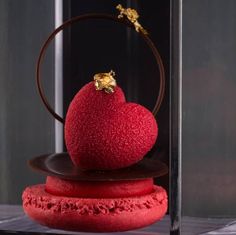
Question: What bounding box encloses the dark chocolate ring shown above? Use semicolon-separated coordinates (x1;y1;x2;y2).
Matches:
36;13;165;124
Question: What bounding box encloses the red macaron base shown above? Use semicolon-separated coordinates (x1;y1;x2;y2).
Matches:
22;184;167;232
45;176;154;198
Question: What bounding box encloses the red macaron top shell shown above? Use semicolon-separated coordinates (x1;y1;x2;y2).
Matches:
65;82;158;170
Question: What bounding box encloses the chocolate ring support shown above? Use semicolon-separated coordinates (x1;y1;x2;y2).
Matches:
36;13;166;124
28;152;168;181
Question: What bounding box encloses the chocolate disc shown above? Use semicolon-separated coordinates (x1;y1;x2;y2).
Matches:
28;152;168;181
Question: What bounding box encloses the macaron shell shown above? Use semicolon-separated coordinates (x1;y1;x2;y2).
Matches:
22;184;167;232
45;176;154;198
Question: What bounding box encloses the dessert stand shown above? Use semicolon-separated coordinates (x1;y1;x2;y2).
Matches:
22;4;169;233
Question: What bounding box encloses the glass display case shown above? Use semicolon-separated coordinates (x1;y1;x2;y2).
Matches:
1;0;236;234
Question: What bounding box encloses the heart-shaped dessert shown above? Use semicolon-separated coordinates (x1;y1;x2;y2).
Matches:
65;71;158;170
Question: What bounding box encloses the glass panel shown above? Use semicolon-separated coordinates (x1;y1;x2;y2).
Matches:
0;0;55;204
182;0;236;217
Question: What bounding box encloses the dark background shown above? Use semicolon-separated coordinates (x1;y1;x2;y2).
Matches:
1;0;236;218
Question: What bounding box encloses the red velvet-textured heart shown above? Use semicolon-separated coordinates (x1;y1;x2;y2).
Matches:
65;82;158;170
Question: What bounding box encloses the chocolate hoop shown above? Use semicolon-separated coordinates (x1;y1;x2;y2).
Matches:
36;13;165;124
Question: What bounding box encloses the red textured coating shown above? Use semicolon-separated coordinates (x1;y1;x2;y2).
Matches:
45;176;154;198
22;184;167;232
65;82;158;170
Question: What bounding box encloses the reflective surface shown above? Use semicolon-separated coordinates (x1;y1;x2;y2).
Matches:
0;205;234;235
